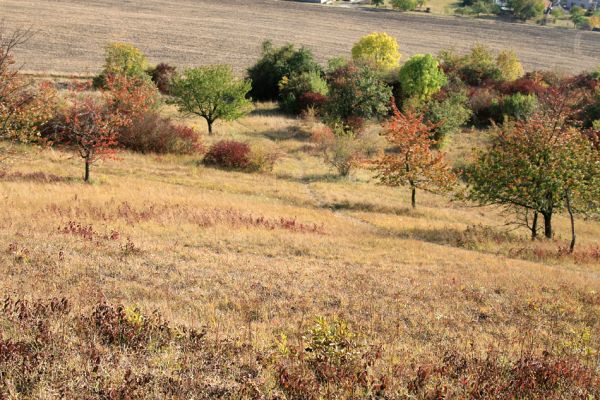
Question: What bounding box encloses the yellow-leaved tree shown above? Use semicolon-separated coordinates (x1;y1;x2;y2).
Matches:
496;49;524;82
351;32;401;71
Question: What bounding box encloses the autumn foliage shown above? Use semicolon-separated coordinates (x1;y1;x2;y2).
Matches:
374;105;456;207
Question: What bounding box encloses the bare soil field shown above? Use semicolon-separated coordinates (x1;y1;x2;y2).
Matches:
1;0;598;75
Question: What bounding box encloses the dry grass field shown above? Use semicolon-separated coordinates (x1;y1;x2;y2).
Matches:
1;104;599;397
1;0;599;76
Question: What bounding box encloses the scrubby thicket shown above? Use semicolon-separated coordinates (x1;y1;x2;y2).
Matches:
1;23;600;399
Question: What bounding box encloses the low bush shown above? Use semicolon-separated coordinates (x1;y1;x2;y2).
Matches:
247;140;282;172
498;77;547;96
468;87;502;125
297;92;327;113
118;112;203;155
279;71;327;114
500;92;538;121
203;140;251;170
147;62;176;94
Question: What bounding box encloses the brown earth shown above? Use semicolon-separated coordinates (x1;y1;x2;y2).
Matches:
1;0;598;75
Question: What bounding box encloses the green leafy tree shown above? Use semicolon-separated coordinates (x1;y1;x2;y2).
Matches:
324;62;392;131
247;40;321;101
94;42;149;87
391;0;418;11
398;54;447;102
372;0;385;6
170;65;252;135
509;0;545;21
351;32;401;71
466;88;599;243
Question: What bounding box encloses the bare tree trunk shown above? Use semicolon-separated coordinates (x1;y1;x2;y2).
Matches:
207;119;213;135
411;185;416;209
531;211;538;240
84;158;91;182
542;211;553;239
565;191;576;253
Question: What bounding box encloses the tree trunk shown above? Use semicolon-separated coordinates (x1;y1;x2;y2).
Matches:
84;158;91;182
531;211;538;240
542;211;553;239
565;191;576;253
411;185;416;209
207;119;213;135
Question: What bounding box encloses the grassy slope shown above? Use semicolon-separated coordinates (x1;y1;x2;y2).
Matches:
1;105;599;365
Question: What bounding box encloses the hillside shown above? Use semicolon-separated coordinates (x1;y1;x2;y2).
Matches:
1;105;599;396
1;0;599;75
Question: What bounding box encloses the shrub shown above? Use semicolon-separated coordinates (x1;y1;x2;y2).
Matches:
247;140;282;172
147;62;176;94
500;92;538;120
324;62;392;131
118;112;202;155
460;44;502;86
469;87;502;125
424;90;472;146
398;54;447;102
279;71;327;114
498;77;547;96
297;92;328;113
247;40;322;101
94;42;150;88
391;0;418;11
203;140;251;170
312;124;383;176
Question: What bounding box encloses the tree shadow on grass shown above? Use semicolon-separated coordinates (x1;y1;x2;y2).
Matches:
263;126;311;142
0;171;75;184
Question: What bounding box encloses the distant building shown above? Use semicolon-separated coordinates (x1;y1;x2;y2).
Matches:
566;0;598;9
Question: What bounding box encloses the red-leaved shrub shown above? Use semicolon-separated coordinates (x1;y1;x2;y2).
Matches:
297;92;327;113
148;63;176;94
498;77;547;96
118;112;203;155
203;140;251;170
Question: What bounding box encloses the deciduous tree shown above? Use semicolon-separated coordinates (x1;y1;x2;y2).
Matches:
496;49;524;81
374;105;456;208
170;65;252;135
398;54;447;102
466;87;599;244
351;32;401;71
60;93;129;182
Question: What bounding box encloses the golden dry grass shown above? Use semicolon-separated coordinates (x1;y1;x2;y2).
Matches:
1;105;599;383
1;0;598;77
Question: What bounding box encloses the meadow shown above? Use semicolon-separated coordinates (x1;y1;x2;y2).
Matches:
0;1;599;396
1;103;599;397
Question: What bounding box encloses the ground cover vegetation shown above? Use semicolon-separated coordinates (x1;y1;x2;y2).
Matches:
0;24;599;399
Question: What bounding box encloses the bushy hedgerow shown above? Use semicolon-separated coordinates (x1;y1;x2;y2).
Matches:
247;40;322;101
118;112;203;155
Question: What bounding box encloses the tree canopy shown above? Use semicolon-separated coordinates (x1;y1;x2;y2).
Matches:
170;65;252;135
